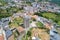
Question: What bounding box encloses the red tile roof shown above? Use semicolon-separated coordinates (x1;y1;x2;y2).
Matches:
0;34;4;40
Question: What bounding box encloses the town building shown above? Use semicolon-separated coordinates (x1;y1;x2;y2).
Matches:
16;26;25;35
5;29;15;40
23;14;31;28
8;35;14;40
0;26;6;40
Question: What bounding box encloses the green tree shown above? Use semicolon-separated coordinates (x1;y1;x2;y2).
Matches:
36;22;43;27
27;31;31;37
42;13;57;20
58;21;60;26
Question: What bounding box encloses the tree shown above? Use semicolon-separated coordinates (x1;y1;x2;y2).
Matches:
27;31;31;37
58;21;60;26
42;13;57;20
36;22;43;27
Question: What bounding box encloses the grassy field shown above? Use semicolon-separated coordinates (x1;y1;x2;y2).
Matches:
9;17;23;28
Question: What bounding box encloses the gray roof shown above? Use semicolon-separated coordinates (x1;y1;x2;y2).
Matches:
5;29;12;38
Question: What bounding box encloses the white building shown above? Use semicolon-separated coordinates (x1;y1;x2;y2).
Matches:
32;36;41;40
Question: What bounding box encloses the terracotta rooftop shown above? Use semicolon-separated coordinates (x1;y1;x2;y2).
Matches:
0;34;4;40
31;15;38;19
8;35;14;40
16;26;25;33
